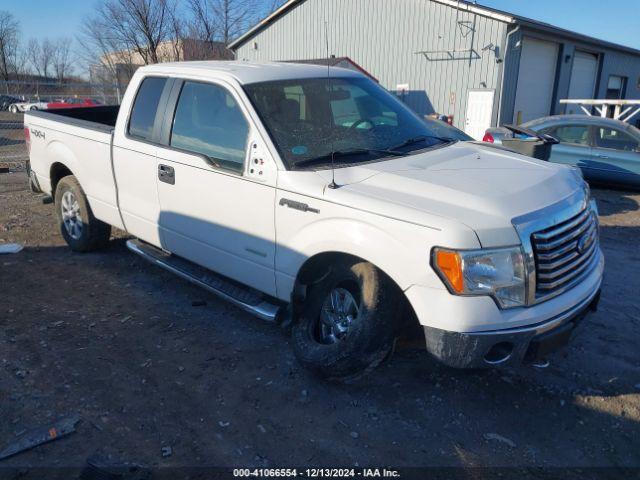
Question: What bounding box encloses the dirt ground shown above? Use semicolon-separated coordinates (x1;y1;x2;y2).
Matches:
1;169;639;478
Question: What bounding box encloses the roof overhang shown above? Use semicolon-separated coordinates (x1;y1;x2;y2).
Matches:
431;0;514;23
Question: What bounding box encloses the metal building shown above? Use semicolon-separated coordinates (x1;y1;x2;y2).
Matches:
230;0;640;139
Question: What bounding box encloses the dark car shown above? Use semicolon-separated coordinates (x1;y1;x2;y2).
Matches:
0;95;22;111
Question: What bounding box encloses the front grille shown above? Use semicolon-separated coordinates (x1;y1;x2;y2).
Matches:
531;206;599;300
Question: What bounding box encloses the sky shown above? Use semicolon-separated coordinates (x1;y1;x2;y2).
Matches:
4;0;640;51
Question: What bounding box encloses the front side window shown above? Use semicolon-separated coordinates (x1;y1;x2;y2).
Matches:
244;77;459;170
171;81;249;173
128;77;167;140
595;127;639;151
547;125;590;145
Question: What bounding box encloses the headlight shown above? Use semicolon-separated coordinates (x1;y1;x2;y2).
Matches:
432;246;526;309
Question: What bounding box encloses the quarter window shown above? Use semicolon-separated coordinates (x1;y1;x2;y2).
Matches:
171;81;249;172
128;77;167;140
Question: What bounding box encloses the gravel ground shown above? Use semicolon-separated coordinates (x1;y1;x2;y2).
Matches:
0;170;639;478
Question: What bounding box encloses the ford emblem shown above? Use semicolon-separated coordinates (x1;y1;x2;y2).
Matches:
577;234;590;254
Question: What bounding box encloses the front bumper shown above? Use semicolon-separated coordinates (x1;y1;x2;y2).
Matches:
422;284;601;368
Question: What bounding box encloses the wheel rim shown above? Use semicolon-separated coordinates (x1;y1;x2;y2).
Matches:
318;286;360;344
61;190;83;240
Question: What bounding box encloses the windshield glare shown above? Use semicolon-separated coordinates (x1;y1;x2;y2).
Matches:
244;77;463;169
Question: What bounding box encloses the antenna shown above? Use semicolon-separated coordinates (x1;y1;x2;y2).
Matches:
324;20;339;189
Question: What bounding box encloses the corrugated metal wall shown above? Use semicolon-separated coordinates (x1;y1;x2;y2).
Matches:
500;27;640;124
235;0;508;130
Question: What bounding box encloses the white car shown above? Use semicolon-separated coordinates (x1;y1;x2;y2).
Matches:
24;62;604;379
9;100;48;113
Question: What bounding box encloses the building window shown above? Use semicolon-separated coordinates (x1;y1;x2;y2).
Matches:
606;75;627;100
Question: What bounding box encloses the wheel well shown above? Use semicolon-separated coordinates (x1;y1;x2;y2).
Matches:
50;163;73;195
292;252;422;341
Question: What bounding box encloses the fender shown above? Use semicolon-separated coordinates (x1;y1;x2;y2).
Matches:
276;216;448;300
46;141;80;195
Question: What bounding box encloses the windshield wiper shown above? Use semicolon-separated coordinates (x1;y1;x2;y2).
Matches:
294;148;404;168
390;135;455;151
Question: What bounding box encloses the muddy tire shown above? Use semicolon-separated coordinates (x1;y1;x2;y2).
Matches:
54;175;111;252
292;257;401;382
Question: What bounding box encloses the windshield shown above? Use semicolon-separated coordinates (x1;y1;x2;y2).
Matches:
244;76;462;169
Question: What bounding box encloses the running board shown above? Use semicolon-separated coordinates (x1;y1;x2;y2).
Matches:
126;239;281;322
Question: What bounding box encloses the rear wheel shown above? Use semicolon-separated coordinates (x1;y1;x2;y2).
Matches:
9;105;17;114
54;175;111;252
292;257;402;381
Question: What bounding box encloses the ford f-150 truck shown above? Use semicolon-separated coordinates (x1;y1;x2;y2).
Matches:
25;61;604;380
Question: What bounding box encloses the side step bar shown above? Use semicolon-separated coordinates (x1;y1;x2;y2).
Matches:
126;239;282;322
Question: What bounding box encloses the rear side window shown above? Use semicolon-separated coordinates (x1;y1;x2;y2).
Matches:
170;81;249;172
547;125;590;145
128;77;167;140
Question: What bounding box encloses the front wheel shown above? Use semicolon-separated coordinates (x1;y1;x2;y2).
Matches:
9;105;17;114
54;175;111;252
292;257;402;381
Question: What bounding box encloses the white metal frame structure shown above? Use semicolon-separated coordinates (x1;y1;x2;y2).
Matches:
560;99;640;124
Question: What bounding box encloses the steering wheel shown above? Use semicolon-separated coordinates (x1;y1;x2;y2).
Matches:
349;118;375;130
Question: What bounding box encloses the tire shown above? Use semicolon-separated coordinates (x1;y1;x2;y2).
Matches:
54;175;111;252
292;257;402;382
9;105;17;114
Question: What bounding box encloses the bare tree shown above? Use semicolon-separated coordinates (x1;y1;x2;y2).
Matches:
53;37;74;83
78;12;140;94
27;37;55;79
187;0;259;46
187;0;218;44
97;0;173;65
0;10;20;82
268;0;286;13
168;3;185;61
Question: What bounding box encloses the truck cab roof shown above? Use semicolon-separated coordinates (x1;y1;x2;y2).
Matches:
139;60;362;85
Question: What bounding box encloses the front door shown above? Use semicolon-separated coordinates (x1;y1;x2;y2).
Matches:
590;125;640;186
464;90;494;141
541;123;593;172
155;79;278;296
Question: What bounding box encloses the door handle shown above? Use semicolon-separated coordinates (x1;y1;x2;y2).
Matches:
595;154;609;159
158;164;175;185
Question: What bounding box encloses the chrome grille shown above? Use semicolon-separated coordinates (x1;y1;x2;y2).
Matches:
531;206;599;300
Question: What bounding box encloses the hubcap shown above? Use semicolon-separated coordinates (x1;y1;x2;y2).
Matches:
319;287;359;344
61;190;82;240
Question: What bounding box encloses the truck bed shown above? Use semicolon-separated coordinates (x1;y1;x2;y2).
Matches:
24;105;123;231
28;105;120;133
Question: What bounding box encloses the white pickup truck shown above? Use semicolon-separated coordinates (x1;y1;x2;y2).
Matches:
25;61;604;380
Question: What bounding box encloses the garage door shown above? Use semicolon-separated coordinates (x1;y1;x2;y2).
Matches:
566;51;599;113
513;37;559;124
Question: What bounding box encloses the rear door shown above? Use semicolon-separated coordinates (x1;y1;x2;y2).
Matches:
112;76;172;247
540;123;593;171
590;125;640;186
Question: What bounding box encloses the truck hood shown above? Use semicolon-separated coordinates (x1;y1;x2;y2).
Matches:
317;142;585;247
